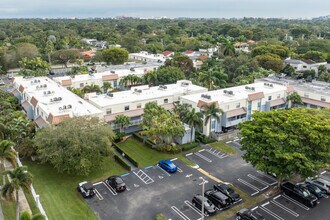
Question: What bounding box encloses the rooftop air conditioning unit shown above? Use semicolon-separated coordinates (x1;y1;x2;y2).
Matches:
53;97;58;101
59;107;62;111
223;90;227;94
245;86;249;90
58;97;62;101
110;70;115;73
109;93;114;97
44;91;47;95
63;105;67;110
228;91;234;95
251;87;255;91
50;98;53;102
48;91;51;94
67;105;72;109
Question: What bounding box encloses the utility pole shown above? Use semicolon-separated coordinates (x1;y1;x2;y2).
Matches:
199;177;208;220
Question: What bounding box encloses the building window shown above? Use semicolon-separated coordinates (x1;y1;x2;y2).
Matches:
164;98;168;104
106;108;112;114
236;103;240;108
258;100;262;110
113;80;117;88
303;65;307;68
268;96;272;101
321;96;326;102
124;105;129;111
304;93;309;98
137;103;141;109
277;94;281;99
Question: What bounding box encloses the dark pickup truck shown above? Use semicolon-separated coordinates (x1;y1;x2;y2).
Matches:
281;182;318;207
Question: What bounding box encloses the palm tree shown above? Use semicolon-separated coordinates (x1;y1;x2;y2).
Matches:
19;211;45;220
0;140;17;184
143;70;158;86
202;102;223;136
114;115;131;133
101;82;112;93
1;166;33;220
183;109;203;143
199;69;220;90
82;84;101;93
221;39;235;56
286;92;303;108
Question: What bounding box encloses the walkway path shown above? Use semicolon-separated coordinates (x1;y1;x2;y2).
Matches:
114;149;137;171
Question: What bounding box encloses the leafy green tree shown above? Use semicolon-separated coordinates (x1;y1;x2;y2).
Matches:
287;92;303;107
239;108;330;186
302;51;327;62
164;53;195;79
251;45;290;59
141;103;184;145
15;43;39;61
199;68;227;90
143;70;158;86
102;48;129;65
282;64;295;76
318;65;327;75
202;102;223;135
255;54;284;73
1;166;33;220
173;103;191;121
19;211;45;220
183;108;203;143
45;40;55;65
156;66;185;85
221;40;235;56
52;49;81;68
0;140;16;169
70;88;84;98
19;57;50;77
34;117;114;175
119;74;143;87
114;115;131;133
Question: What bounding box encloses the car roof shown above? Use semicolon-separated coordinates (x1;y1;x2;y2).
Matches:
82;182;94;189
317;178;330;184
238;208;249;214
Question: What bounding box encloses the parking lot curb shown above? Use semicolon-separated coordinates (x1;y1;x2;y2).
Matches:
197;168;224;183
191;165;199;169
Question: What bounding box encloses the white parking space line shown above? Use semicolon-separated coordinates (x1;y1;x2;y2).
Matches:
171;206;190;220
260;202;284;220
251;206;259;211
103;182;118;196
271;200;299;217
177;167;183;173
184;200;206;216
205;148;228;159
256;171;278;185
233;138;240;142
320;171;326;175
170;158;178;161
94;189;104;201
225;141;232;144
281;194;310;210
186;153;193;156
248;174;269;186
156;164;171;176
198;149;205;152
237;178;259;196
133;169;154;184
194;152;212;162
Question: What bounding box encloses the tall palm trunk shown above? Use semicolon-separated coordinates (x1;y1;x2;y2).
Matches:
16;189;19;220
190;126;194;144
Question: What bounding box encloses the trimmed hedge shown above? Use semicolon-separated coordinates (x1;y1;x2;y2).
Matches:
195;132;216;144
113;143;139;167
114;155;131;171
132;132;155;148
181;142;199;151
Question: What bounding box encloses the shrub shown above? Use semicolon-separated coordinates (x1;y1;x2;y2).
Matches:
114;155;131;171
155;213;166;220
156;143;182;154
112;143;139;167
114;131;125;143
181;142;199;151
195;132;216;144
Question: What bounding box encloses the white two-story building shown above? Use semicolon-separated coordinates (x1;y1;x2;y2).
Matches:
181;82;289;136
13;76;102;128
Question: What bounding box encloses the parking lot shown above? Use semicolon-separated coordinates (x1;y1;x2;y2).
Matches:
229;190;330;220
85;159;221;220
185;139;277;197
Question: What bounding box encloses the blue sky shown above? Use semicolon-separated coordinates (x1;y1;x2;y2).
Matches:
0;0;329;18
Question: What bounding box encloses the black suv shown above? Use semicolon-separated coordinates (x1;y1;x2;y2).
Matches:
204;189;231;209
106;176;126;192
77;181;96;198
236;208;265;220
214;183;241;203
192;194;216;215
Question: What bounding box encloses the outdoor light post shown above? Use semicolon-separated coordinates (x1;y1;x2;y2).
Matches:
199;177;208;220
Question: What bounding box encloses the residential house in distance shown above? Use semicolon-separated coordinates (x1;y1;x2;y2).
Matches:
234;40;255;52
85;80;208;141
81;50;96;60
129;51;167;63
53;66;158;90
180;82;289;137
284;58;328;76
12;76;102;128
256;77;330;109
161;50;174;57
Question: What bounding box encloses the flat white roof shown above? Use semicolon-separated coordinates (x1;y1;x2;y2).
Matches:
87;80;207;108
181;82;287;105
129;51;167;61
53;66;158;83
14;76;102;117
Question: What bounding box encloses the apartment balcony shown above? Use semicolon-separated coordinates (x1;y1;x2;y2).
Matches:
223;118;246;127
111;118;143;129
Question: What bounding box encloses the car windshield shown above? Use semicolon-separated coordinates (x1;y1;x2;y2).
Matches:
168;163;176;168
227;188;235;194
302;191;310;197
314;187;321;193
204;200;212;207
115;178;123;184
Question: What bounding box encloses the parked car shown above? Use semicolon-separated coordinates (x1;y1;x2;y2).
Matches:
106;176;126;192
142;61;147;64
306;178;330;194
281;182;318;207
77;181;95;198
192;194;217;215
236;208;265;220
158;160;177;173
214;183;241;203
204;189;231;209
298;182;326;199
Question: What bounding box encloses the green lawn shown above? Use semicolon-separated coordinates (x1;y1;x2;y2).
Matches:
117;137;202;167
23;155;126;220
208;141;238;155
1;200;16;220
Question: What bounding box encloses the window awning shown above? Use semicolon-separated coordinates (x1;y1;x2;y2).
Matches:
21;101;31;110
226;107;247;118
269;98;286;107
301;97;330;108
35;116;48;128
104;109;144;122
